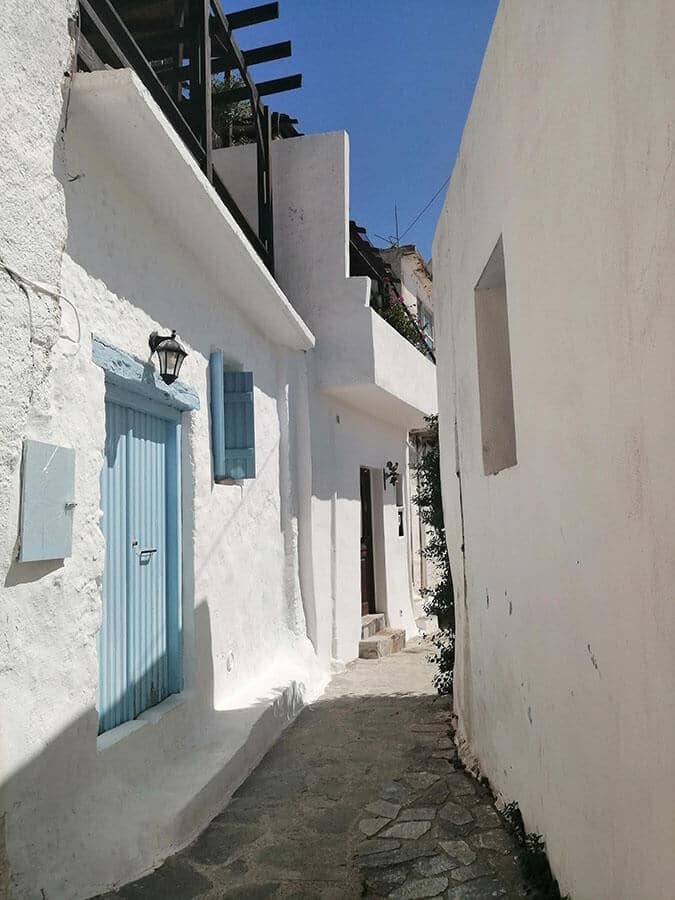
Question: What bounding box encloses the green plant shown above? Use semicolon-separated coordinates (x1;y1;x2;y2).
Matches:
212;73;254;145
379;297;429;355
500;802;569;899
371;277;433;358
411;414;455;694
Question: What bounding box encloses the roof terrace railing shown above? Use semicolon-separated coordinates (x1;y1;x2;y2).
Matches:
77;0;302;276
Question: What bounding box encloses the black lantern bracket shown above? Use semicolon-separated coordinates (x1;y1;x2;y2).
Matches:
383;460;400;489
149;329;188;385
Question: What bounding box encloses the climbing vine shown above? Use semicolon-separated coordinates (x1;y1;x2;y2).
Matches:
411;414;455;694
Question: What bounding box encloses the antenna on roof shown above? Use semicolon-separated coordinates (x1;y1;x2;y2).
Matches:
394;203;400;246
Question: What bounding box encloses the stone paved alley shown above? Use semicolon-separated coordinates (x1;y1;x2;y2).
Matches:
100;641;529;899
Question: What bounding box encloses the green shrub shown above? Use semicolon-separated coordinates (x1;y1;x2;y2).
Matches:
411;414;455;694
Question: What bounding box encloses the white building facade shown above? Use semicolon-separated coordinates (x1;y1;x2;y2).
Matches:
380;245;435;354
0;4;436;899
433;2;675;898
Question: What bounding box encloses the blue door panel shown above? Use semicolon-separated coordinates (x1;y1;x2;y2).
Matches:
99;402;130;733
99;393;181;734
127;407;169;719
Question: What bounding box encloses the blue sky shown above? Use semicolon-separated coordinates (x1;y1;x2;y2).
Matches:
226;0;498;259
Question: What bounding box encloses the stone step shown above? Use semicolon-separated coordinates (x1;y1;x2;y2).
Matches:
359;627;406;659
416;614;439;635
361;613;386;639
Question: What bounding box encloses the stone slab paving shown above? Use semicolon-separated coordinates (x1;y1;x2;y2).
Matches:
98;640;529;899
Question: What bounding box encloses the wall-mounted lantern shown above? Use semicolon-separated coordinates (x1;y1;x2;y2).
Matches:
383;460;400;489
149;329;187;385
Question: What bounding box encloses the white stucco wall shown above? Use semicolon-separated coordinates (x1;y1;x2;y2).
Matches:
433;2;675;898
0;0;77;891
268;132;432;657
0;21;327;900
304;387;417;662
215;132;438;657
380;246;433;321
1;11;437;898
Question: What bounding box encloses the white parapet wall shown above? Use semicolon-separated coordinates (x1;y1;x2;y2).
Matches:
433;2;675;898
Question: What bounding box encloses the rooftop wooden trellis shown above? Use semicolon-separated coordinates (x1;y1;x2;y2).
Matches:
77;0;303;275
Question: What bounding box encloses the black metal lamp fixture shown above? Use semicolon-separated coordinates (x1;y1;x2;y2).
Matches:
149;329;187;385
383;460;400;489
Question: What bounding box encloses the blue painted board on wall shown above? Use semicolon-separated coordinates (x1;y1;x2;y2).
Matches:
19;440;75;562
208;353;256;481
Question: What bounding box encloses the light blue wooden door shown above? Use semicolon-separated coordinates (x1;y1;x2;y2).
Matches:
98;391;181;733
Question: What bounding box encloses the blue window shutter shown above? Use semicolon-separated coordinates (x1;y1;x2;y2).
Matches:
223;371;256;479
209;351;227;481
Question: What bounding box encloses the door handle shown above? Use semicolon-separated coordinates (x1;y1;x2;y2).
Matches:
132;541;158;558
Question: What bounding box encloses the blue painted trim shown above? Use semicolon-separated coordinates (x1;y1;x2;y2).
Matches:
105;383;182;422
209;350;227;481
223;370;256;480
165;420;183;693
92;335;199;411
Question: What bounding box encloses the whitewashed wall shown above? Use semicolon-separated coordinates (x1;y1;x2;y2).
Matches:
1;9;436;897
380;247;433;320
0;1;77;892
433;2;675;898
215;132;433;661
0;10;328;898
267;133;427;659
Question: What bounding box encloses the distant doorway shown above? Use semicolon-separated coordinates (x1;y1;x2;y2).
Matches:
360;467;376;616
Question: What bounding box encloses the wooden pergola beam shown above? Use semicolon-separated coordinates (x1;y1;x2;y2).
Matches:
225;2;279;30
212;73;302;106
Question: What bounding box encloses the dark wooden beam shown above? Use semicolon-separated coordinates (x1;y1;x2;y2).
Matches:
225;2;279;29
199;0;213;179
76;31;107;71
212;73;301;106
240;39;292;67
161;40;292;84
258;104;274;273
209;1;260;110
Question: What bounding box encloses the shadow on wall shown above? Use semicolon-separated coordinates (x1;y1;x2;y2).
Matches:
4;553;63;587
0;603;309;900
61;135;280;399
60;128;306;596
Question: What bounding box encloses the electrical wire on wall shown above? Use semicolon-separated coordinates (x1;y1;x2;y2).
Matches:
0;256;82;348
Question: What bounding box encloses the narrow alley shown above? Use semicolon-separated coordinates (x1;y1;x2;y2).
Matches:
100;642;527;900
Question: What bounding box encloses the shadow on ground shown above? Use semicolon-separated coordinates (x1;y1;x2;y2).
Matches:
98;642;529;900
